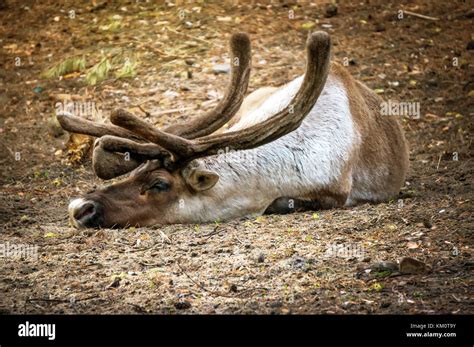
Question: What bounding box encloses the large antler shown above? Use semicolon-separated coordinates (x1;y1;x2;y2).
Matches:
56;113;170;178
163;33;251;139
111;31;331;169
56;32;252;178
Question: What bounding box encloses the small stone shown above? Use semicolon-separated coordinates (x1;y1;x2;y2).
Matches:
290;256;312;271
185;58;195;66
341;301;352;309
374;22;385;32
212;63;230;74
427;78;438;87
269;301;283;308
325;4;338;18
174;300;191;310
108;277;121;288
399;257;427;274
422;219;433;229
20;215;31;223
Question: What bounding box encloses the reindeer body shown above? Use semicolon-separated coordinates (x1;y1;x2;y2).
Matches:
59;32;409;228
171;63;409;223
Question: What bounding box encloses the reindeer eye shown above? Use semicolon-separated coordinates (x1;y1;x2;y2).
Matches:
149;181;170;193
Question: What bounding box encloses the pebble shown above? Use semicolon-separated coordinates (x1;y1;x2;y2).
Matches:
185;58;195;66
374;22;386;32
399;257;427;274
212;63;230;74
174;301;191;310
422;219;433;229
325;4;338;18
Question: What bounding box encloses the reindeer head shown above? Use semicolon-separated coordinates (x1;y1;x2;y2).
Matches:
57;32;331;228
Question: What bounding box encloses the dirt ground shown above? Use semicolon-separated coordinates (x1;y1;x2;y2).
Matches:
0;0;472;314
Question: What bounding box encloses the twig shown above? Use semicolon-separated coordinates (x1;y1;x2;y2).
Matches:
75;294;100;302
176;259;219;294
139;261;163;267
436;153;442;171
153;106;194;117
166;27;224;48
135;104;151;117
234;235;244;244
403;10;439;21
233;286;269;298
128;302;147;312
201;224;222;240
26;294;99;305
159;230;172;244
26;298;66;304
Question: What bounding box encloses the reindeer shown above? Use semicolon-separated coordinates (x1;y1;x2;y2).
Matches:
57;32;409;228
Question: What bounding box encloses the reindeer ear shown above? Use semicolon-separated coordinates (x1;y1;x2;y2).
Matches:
184;169;219;192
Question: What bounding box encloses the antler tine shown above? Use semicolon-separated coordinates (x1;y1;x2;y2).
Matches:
163;33;252;139
92;136;173;179
98;135;172;161
57;112;173;179
110;108;195;158
56;112;141;140
190;31;331;155
111;31;331;167
92;144;145;180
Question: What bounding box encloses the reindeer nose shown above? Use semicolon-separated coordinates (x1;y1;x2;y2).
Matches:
68;198;104;228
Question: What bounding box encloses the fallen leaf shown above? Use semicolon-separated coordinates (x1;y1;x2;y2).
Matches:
301;22;316;30
44;232;58;238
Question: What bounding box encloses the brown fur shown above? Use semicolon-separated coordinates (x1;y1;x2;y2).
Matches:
331;63;409;203
266;63;409;213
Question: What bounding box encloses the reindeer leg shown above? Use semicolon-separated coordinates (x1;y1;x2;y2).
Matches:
265;176;352;215
264;197;323;215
